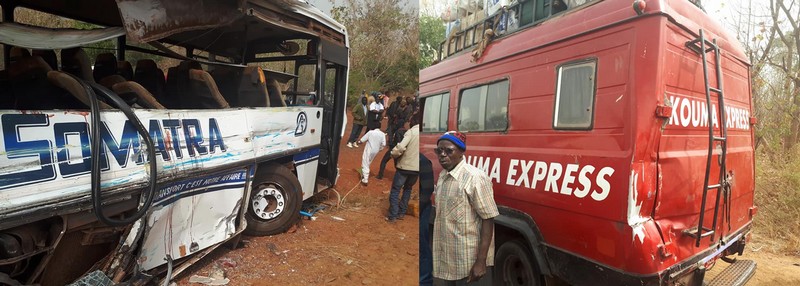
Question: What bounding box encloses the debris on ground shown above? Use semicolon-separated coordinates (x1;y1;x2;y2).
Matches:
331;216;345;221
188;275;229;285
267;243;281;256
216;258;237;268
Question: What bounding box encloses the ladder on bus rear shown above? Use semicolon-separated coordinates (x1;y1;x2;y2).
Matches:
684;29;730;247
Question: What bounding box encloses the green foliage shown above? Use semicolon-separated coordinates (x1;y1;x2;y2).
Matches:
419;14;445;70
331;0;419;105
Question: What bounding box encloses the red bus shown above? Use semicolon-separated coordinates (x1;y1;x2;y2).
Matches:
420;0;756;285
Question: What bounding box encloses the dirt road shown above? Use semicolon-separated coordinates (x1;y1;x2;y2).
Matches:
738;250;800;285
176;113;419;285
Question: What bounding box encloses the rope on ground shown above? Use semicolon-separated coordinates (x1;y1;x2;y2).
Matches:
324;188;342;208
338;182;361;208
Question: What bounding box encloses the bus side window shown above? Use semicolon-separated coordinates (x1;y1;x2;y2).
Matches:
458;80;509;132
421;92;450;133
553;59;597;130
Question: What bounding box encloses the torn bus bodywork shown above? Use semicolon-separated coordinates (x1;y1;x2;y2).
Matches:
0;0;348;284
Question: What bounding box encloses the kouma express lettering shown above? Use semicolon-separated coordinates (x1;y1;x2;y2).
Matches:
465;156;615;201
668;95;751;131
0;114;226;189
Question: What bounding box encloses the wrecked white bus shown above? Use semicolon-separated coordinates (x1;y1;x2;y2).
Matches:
0;0;348;284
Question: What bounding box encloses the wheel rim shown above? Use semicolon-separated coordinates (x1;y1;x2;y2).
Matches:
503;254;531;285
252;183;286;220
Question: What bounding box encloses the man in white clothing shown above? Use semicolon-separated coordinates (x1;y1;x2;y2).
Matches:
357;126;386;186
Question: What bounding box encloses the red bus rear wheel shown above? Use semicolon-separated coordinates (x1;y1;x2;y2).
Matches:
494;239;543;286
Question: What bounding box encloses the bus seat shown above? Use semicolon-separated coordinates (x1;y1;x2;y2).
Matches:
209;66;242;106
266;78;287;107
239;66;269;107
7;55;84;110
47;70;112;109
112;81;166;109
9;47;30;65
97;74;137;106
188;69;230;108
134;59;167;106
61;48;94;83
117;60;133;80
165;64;189;108
32;50;58;70
93;53;118;82
99;75;126;90
8;55;50;109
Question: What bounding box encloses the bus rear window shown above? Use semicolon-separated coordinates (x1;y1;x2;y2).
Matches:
458;80;509;132
553;59;596;130
422;92;450;133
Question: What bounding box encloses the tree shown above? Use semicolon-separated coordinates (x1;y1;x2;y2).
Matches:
722;0;800;152
419;14;445;70
765;0;800;151
332;0;419;103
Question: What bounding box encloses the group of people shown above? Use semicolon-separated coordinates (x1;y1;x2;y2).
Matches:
348;90;421;223
348;91;418;184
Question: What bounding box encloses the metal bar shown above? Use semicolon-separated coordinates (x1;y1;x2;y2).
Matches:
707;184;721;189
710;38;728;240
697;29;714;247
713;136;726;141
116;36;126;61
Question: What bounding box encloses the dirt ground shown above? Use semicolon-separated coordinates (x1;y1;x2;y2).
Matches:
175;113;419;285
706;236;800;285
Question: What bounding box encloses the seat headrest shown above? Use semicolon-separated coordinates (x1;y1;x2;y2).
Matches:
61;48;93;82
117;60;134;80
136;59;158;71
94;53;118;82
10;47;30;59
32;50;58;70
9;56;52;79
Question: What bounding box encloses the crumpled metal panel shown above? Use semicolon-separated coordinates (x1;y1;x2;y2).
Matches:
114;0;245;43
0;23;125;49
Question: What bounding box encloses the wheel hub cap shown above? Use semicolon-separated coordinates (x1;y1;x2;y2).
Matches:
252;184;285;220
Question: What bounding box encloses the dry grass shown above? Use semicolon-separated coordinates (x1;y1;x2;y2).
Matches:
753;149;800;255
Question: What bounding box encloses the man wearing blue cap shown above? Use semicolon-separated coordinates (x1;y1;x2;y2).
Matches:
433;131;498;285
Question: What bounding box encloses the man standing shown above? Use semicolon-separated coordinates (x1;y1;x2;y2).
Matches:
386;113;420;222
347;96;368;148
367;92;384;130
356;125;386;186
433;131;498;285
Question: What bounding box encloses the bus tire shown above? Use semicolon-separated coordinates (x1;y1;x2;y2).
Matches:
244;164;302;236
494;239;543;286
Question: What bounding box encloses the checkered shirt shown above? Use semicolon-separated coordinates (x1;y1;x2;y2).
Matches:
432;159;499;280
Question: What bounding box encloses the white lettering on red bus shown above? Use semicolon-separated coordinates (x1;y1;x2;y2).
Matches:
668;95;750;130
466;156;615;201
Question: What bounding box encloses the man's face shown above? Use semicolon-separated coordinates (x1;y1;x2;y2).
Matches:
400;98;407;107
361;97;367;104
435;140;463;171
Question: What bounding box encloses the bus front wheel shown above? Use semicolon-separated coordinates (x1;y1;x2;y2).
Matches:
494;239;543;286
244;164;302;236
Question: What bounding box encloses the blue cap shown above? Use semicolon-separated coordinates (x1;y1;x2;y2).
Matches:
438;131;467;151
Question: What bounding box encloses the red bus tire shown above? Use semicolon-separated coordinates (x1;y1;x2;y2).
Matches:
244;164;302;236
494;239;544;286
